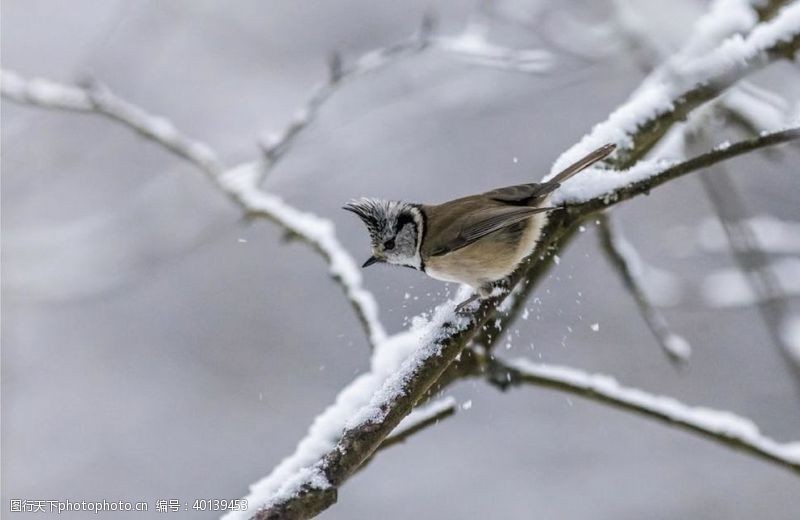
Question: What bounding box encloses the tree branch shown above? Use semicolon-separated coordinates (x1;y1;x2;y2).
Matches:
563;126;800;214
0;69;388;349
481;356;800;474
1;72;224;177
548;2;800;173
596;214;690;363
609;6;800;168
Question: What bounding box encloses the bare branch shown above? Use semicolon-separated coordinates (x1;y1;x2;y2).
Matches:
482;356;800;474
0;69;388;349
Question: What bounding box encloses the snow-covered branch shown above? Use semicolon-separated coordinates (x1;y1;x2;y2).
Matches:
0;69;388;349
596;214;691;363
611;0;796;146
558;125;800;211
484;356;800;474
548;1;800;174
233;291;490;520
1;71;223;178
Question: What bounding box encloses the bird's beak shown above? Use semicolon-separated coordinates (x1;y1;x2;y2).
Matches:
362;256;380;268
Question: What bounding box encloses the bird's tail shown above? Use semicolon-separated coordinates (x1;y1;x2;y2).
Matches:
549;143;616;185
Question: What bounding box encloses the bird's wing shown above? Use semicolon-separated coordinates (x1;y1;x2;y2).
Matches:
426;205;552;257
480;183;559;204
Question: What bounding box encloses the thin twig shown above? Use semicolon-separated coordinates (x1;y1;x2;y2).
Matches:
597;214;691;363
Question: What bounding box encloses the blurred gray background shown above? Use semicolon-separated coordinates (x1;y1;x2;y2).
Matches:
3;1;800;518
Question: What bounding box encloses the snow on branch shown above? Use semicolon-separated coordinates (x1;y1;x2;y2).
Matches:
228;289;486;520
1;70;223;177
222;327;433;520
485;356;800;474
432;343;800;474
548;1;800;174
596;214;691;363
555;125;800;209
661;0;790;64
612;0;795;144
0;69;388;349
220;164;387;347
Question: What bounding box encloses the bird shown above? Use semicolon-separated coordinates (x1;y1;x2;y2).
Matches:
343;143;616;311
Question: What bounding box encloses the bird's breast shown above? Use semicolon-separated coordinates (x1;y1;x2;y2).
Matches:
423;213;547;289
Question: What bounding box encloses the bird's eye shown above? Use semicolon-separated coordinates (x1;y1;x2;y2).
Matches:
383;239;395;250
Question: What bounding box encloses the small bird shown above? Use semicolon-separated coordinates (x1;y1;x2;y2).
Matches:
344;144;616;310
